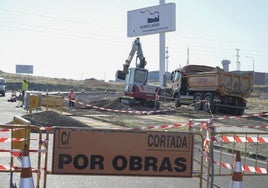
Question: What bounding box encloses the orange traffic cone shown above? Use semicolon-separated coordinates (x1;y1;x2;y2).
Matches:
19;144;35;188
229;151;244;188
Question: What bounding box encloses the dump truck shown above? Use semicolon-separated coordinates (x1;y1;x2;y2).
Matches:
170;65;253;115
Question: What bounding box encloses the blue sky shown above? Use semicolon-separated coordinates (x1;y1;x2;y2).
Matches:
0;0;267;81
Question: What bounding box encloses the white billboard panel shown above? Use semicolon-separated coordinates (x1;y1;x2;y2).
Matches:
127;3;176;37
16;65;33;74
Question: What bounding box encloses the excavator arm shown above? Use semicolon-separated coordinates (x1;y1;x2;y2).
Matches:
117;37;147;80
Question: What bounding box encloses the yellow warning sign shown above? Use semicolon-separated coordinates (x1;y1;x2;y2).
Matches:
52;128;194;177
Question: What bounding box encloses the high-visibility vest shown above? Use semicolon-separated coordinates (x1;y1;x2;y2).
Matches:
22;81;29;91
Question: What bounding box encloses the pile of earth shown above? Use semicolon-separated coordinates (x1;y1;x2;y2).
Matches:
22;110;89;128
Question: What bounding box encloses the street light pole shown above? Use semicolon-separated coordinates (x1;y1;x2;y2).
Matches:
246;56;255;85
246;56;254;72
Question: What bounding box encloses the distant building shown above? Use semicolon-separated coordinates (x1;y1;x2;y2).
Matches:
254;72;268;85
221;60;231;72
148;71;171;82
230;71;267;85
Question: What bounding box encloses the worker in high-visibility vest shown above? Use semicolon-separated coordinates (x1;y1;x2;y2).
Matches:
21;79;29;107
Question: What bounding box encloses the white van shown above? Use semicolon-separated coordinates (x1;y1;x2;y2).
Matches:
0;77;6;96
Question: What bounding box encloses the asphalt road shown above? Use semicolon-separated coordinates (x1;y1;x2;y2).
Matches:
0;92;267;188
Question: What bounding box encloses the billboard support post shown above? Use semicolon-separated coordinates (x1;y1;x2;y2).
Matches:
159;0;166;88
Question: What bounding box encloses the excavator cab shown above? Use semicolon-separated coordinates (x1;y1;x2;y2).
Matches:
124;68;148;94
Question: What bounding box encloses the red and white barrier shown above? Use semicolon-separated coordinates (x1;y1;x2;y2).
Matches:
214;135;268;143
0;138;36;143
66;97;177;115
201;150;268;174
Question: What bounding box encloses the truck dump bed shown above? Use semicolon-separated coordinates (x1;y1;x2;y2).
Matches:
184;65;253;98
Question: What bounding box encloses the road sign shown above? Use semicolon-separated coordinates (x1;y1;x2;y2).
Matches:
52;128;194;177
16;64;33;74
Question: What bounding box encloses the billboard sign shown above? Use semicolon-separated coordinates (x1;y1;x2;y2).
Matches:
52;128;194;177
127;3;176;37
16;65;33;74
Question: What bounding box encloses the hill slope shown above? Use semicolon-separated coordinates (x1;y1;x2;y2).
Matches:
0;70;123;92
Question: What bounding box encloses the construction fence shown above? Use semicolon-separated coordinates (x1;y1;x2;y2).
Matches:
0;115;267;188
23;92;64;114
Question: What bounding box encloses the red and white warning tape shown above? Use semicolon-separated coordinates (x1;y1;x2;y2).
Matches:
137;122;189;130
0;128;10;132
0;138;37;143
0;128;27;132
133;121;207;130
66;98;177;115
0;164;39;172
0;149;47;157
214;112;268;121
201;150;268;174
0;164;12;170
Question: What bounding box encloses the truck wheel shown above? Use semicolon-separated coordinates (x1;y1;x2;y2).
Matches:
234;108;244;116
202;93;214;113
175;94;181;108
154;101;160;110
232;98;246;115
194;93;203;111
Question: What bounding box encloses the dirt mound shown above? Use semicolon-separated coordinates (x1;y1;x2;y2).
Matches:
90;98;156;111
22;111;89;128
90;98;126;109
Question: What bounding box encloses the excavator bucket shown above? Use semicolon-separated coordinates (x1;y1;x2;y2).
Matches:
116;70;127;80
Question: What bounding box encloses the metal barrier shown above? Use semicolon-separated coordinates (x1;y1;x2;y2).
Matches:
25;93;64;114
28;94;40;114
0;124;205;188
0;124;46;188
1;119;267;187
41;94;64;114
189;118;268;188
12;115;31;150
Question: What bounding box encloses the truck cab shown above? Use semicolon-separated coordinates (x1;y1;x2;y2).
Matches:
171;69;181;94
171;69;192;107
0;77;7;96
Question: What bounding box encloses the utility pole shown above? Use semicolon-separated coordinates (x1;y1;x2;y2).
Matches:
165;47;169;72
235;49;240;71
186;47;190;65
